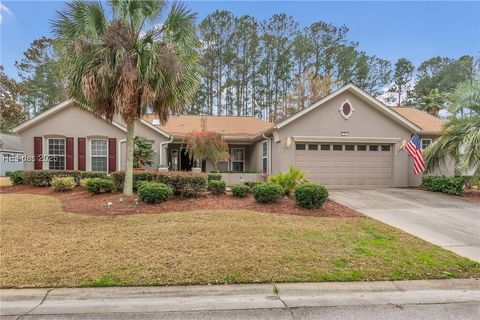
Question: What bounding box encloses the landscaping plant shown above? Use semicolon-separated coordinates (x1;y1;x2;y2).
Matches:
294;183;329;209
185;130;229;170
8;170;24;185
268;166;309;195
85;178;114;194
231;184;250;197
207;180;226;195
207;172;222;181
79;178;91;188
133;137;155;169
138;182;173;204
421;176;465;195
252;182;284;204
51;176;76;192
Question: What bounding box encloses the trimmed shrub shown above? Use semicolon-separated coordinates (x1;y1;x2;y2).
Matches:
138;182;173;203
51;176;76;192
208;180;226;195
421;176;465;195
244;181;261;190
252;182;283;204
268;166;309;195
231;184;249;198
85;178;114;194
8;170;24;185
111;171;207;197
21;170;108;187
294;183;329;209
207;172;222;182
79;178;91;188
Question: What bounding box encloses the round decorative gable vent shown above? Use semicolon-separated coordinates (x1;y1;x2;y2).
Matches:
339;99;354;120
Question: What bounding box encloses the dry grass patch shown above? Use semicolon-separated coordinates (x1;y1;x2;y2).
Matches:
1;194;479;288
0;177;11;187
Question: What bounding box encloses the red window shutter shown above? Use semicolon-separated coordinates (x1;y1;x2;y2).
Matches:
108;138;116;173
66;137;74;170
34;137;42;170
78;138;86;171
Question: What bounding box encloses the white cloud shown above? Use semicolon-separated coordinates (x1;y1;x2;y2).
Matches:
0;3;13;24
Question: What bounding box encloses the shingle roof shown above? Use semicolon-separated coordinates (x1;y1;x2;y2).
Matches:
144;114;273;138
392;107;444;135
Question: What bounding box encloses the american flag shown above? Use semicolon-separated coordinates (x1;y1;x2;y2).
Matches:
405;132;425;175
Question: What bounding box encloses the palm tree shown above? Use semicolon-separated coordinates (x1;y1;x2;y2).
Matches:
419;88;444;117
52;0;201;195
425;81;480;183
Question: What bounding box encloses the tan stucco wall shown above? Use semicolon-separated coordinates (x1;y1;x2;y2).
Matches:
19;105;168;171
270;91;415;187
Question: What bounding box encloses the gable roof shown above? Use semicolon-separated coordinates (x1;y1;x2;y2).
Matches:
144;114;273;139
392;107;444;135
274;83;422;133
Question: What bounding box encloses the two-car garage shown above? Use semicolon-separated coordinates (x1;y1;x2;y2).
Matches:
295;142;394;188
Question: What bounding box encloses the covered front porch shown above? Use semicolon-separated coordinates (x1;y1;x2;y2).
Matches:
164;143;259;173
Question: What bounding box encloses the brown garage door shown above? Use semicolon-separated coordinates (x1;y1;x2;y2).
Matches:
295;143;393;188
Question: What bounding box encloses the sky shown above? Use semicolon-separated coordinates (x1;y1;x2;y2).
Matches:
1;1;479;79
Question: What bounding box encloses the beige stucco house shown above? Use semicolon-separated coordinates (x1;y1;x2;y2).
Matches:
12;84;450;187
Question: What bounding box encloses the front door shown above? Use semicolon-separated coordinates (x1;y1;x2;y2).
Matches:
180;148;193;171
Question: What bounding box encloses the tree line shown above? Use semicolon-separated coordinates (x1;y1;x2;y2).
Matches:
1;10;478;131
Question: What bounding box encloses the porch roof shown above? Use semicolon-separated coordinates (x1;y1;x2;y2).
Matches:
144;115;273;139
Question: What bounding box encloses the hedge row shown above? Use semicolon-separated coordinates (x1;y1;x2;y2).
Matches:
11;170;109;187
111;171;207;197
421;176;465;195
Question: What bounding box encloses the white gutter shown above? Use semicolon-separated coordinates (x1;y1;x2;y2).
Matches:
262;134;271;174
159;137;174;167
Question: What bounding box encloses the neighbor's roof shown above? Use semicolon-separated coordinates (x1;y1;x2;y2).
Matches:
392;107;444;135
144;114;273;139
0;133;24;152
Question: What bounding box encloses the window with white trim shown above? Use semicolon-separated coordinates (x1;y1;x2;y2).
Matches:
91;139;108;172
231;148;245;172
262;141;268;173
48;138;65;170
421;139;432;150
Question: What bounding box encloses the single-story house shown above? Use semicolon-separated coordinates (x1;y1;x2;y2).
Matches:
0;133;24;176
12;83;451;187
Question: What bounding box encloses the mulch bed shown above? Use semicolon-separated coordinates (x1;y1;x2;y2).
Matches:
0;184;361;217
460;189;480;203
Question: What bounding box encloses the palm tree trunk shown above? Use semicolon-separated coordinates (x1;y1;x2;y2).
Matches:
123;119;135;196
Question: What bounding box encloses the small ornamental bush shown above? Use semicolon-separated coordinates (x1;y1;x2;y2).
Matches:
252;182;283;204
8;170;24;185
85;178;114;194
244;181;261;190
421;176;465;195
207;172;222;182
294;183;329;209
268;166;309;195
21;170;108;187
51;176;76;192
231;184;249;198
138;182;173;203
79;178;91;188
208;180;226;195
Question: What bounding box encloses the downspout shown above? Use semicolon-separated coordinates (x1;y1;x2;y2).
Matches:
262;134;271;174
159;137;174;167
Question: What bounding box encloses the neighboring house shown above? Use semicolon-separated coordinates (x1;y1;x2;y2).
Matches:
12;83;451;187
0;133;24;176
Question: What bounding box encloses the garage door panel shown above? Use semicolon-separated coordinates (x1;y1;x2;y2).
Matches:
295;145;393;188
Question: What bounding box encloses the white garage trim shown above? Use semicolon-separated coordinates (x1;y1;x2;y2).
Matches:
292;136;401;144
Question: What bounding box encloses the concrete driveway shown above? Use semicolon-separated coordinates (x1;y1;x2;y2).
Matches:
330;189;480;262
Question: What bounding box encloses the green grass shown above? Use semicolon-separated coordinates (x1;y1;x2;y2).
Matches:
1;194;479;288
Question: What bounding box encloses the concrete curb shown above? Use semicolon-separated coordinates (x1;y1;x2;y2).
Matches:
1;279;479;316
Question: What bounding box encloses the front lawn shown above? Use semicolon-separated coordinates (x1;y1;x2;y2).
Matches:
1;194;479;288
